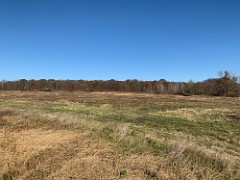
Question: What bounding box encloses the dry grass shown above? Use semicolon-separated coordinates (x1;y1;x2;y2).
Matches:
0;111;187;180
0;91;240;179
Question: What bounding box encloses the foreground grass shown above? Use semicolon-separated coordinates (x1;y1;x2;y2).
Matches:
0;91;240;179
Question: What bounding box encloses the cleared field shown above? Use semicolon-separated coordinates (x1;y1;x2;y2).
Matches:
0;91;240;179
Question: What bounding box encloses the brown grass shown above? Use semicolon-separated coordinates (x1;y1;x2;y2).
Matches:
0;112;161;179
0;91;239;179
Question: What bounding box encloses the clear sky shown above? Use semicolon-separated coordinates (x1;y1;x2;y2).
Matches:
0;0;239;82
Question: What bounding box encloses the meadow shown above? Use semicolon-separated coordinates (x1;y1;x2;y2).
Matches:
0;91;239;179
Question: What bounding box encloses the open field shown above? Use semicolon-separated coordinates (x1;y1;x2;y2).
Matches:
0;91;240;179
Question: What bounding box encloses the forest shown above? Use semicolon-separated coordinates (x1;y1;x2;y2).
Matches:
1;71;240;97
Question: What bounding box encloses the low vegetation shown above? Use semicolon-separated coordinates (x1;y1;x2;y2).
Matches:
0;91;240;179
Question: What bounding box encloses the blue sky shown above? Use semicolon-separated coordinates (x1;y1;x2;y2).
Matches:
0;0;239;81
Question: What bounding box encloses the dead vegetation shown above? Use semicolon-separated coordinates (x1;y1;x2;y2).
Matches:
0;91;240;179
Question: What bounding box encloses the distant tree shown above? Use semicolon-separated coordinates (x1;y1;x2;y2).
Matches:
218;70;231;78
218;70;240;84
224;70;231;78
218;71;224;78
184;80;195;95
19;79;27;91
218;70;238;79
0;80;7;90
48;79;57;91
0;74;239;96
231;75;239;83
29;79;37;91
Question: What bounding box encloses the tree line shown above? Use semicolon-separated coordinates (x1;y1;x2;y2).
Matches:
1;71;239;97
